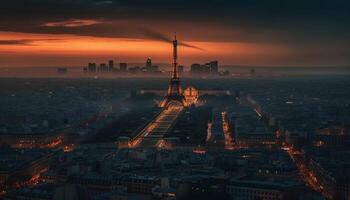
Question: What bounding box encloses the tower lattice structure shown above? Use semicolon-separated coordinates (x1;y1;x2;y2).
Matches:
160;34;186;107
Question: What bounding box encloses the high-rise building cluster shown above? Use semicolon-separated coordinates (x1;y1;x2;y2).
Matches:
84;60;128;73
84;58;161;74
83;59;223;76
190;61;219;74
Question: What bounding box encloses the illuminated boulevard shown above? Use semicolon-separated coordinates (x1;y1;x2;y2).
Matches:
282;145;331;198
250;99;332;199
130;105;183;148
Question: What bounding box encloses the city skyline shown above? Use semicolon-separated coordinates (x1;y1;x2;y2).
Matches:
1;0;350;67
1;1;350;200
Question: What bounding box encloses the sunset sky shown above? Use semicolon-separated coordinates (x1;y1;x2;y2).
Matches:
0;0;349;67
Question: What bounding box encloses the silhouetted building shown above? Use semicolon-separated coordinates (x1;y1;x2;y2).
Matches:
190;64;201;73
145;58;160;73
120;63;127;72
190;62;216;74
226;176;303;200
108;60;114;72
209;61;218;73
146;58;152;72
88;63;97;72
303;147;350;200
202;63;210;73
99;63;108;72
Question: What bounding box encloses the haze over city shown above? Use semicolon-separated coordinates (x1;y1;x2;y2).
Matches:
1;1;350;200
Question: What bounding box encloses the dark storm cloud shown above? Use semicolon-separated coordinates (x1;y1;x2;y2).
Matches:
0;0;349;45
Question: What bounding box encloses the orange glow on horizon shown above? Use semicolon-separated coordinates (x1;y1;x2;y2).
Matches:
0;31;292;67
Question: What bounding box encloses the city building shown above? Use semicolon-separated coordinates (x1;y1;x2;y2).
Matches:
108;60;114;72
190;64;201;73
99;63;108;72
209;61;218;74
0;149;56;190
226;175;303;200
146;58;152;72
190;61;218;74
88;63;97;72
303;147;350;200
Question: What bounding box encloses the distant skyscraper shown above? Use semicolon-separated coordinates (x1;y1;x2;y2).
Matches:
202;63;210;73
146;58;152;72
100;63;107;72
190;61;218;74
190;64;201;73
108;60;114;72
88;63;97;72
120;63;127;72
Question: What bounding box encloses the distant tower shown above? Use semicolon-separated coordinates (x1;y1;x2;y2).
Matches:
146;58;152;72
108;60;114;72
160;33;186;107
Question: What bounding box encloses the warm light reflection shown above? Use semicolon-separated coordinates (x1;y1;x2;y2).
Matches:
14;167;48;189
42;136;63;148
221;111;235;150
129;105;183;148
193;148;206;154
63;144;75;152
11;136;63;149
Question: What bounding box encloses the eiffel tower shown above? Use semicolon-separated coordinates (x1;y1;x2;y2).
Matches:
160;34;187;107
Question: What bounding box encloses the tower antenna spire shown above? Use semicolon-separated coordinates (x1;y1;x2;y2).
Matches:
172;32;178;79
